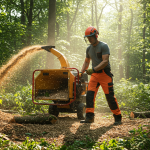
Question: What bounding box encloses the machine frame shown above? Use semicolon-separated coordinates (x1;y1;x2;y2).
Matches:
32;68;79;106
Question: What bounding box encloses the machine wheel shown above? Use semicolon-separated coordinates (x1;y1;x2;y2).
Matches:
77;103;86;120
48;105;59;117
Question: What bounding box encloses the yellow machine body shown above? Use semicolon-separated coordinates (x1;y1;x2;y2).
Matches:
50;48;70;68
33;46;88;111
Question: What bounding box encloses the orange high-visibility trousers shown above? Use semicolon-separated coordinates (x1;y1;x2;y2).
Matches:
86;69;121;116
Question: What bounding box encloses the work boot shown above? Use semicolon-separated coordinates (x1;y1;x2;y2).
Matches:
80;113;94;123
113;114;122;125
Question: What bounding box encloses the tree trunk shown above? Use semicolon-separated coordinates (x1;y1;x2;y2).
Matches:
126;9;133;79
66;0;80;41
142;2;147;82
67;11;70;41
56;22;59;38
26;0;33;46
95;0;98;30
9;114;57;124
20;0;33;83
118;0;123;80
20;0;26;46
125;58;130;79
92;3;94;26
46;0;56;69
95;0;107;32
20;0;25;24
130;111;150;118
47;0;56;45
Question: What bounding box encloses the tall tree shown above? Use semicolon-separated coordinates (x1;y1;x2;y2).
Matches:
20;0;26;47
66;0;80;41
26;0;33;46
142;1;147;82
46;0;56;69
20;0;25;24
91;2;94;26
126;9;133;79
95;0;107;32
115;0;123;80
47;0;56;45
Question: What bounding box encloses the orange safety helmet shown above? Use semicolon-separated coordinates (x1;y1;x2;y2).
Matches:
84;26;99;38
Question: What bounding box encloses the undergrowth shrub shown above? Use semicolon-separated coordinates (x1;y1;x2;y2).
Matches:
115;79;150;111
0;82;48;115
96;78;150;111
1;78;150;114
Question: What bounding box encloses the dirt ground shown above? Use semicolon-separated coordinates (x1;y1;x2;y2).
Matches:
0;110;150;147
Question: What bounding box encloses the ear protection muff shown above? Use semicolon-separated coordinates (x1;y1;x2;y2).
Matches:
93;30;99;38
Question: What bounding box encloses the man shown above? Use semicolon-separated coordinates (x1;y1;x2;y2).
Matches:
79;26;122;125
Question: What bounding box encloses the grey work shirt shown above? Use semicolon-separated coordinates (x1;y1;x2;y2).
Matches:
86;41;111;69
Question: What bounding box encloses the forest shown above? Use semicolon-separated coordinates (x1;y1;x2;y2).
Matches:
0;0;150;82
0;0;150;149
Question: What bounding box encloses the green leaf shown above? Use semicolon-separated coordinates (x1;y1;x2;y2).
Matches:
25;133;32;136
0;99;2;104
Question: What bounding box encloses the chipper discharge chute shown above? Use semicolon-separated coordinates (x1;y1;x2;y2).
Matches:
32;46;88;119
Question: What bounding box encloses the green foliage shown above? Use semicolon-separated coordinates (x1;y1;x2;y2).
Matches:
1;79;150;115
0;136;59;150
61;136;96;150
0;82;48;115
0;15;26;66
1;0;150;82
96;79;150;111
115;79;150;111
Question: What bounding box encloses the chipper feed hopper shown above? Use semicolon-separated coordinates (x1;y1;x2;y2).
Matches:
32;46;88;119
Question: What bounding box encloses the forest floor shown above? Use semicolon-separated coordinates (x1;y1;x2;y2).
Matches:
0;110;150;147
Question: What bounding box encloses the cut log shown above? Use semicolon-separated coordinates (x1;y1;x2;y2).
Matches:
9;114;57;124
130;111;150;118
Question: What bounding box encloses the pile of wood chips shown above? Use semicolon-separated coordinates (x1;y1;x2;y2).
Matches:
49;89;68;99
0;110;150;146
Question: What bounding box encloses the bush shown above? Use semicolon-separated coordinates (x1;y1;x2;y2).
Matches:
115;79;150;111
0;82;48;115
96;79;150;111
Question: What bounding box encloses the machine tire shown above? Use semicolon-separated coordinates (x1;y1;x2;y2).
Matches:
48;105;59;117
77;103;86;120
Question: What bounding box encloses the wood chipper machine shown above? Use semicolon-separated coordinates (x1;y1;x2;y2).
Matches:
32;46;88;119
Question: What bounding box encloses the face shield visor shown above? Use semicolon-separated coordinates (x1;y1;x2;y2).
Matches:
84;31;97;45
84;34;97;45
84;36;91;45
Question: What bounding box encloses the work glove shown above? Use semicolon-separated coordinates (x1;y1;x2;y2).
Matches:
79;72;83;78
86;69;95;75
